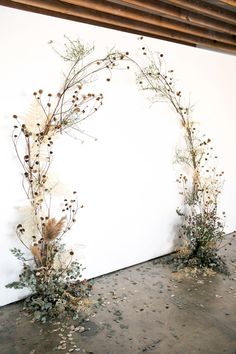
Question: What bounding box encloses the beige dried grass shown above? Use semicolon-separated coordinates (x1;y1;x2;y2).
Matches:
43;217;66;242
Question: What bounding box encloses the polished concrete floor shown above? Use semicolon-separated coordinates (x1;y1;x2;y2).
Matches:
0;236;235;354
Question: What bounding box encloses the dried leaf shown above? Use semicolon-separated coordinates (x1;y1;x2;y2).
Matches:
31;245;42;262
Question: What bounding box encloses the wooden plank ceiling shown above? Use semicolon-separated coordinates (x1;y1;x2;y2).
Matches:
1;0;236;55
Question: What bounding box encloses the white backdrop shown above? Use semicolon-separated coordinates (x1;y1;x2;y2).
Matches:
0;6;236;306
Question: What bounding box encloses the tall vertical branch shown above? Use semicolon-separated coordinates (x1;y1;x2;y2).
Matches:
7;39;131;321
136;38;227;272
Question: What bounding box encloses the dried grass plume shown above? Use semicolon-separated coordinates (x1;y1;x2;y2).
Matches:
43;217;66;242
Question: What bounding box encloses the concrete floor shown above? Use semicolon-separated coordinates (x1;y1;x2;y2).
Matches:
0;237;235;354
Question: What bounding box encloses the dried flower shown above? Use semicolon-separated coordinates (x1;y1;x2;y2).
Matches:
31;244;42;262
42;217;66;242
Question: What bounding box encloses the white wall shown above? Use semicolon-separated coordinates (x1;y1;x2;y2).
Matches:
0;6;235;306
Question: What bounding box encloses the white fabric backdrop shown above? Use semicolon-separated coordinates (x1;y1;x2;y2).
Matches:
0;6;235;306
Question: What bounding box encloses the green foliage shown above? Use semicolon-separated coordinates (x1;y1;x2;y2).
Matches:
182;210;224;250
6;247;92;322
6;263;36;290
10;248;26;262
50;36;94;63
177;208;228;273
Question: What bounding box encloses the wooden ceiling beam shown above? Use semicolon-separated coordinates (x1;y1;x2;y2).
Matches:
218;0;236;7
0;0;236;54
62;0;236;46
110;0;236;35
161;0;236;25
